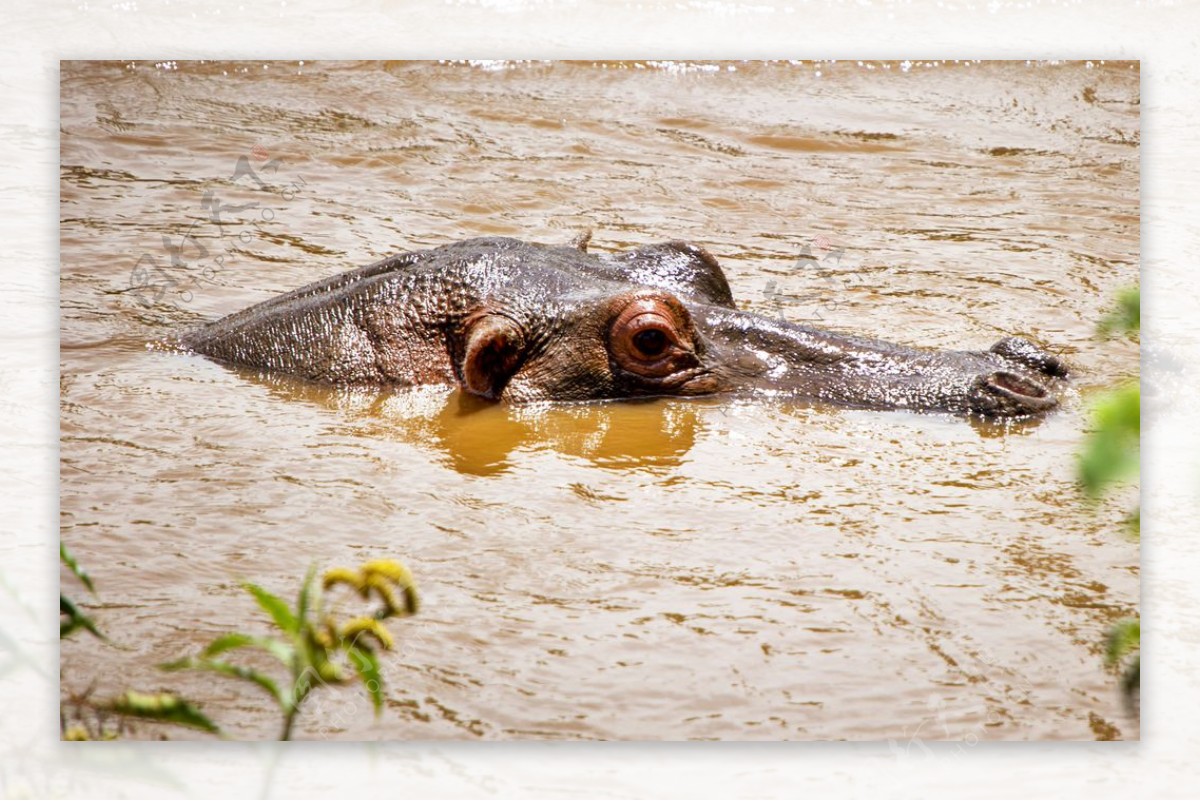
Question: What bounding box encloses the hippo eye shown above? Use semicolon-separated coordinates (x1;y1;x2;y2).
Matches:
609;297;695;380
632;327;669;358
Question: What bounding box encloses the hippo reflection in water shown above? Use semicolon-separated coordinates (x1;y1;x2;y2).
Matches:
182;235;1068;418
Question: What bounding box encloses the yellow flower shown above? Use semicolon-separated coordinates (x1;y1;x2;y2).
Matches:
312;616;337;650
361;560;420;615
316;657;344;683
322;567;364;593
63;724;90;741
338;616;394;651
361;559;412;585
362;573;403;617
322;559;420;616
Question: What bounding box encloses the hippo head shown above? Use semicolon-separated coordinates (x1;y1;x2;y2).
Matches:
181;236;1067;418
455;288;725;402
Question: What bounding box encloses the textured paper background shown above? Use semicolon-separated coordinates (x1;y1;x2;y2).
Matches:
5;0;1196;796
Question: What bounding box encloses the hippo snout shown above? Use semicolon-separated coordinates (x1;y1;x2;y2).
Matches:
962;336;1069;417
989;336;1070;379
969;369;1059;417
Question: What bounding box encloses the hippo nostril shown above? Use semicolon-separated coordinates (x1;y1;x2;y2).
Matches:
970;370;1058;417
989;370;1048;399
989;336;1070;379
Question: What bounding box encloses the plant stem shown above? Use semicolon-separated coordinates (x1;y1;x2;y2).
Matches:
280;687;308;741
280;706;297;741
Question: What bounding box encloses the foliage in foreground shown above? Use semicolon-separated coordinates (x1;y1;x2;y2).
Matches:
1077;381;1140;521
162;559;419;740
1097;286;1140;339
62;688;219;740
1079;285;1140;706
61;544;219;739
61;551;419;740
1105;618;1141;703
60;544;103;641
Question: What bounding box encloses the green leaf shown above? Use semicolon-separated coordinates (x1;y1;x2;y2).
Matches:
160;656;285;708
1125;507;1141;539
1105;617;1141;666
1121;655;1140;701
109;691;220;734
1078;382;1140;497
346;645;384;715
1098;286;1140;337
60;543;95;593
243;582;298;635
60;594;104;641
1094;382;1141;436
202;632;294;666
297;565;317;624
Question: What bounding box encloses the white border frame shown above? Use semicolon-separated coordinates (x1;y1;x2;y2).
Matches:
6;0;1195;796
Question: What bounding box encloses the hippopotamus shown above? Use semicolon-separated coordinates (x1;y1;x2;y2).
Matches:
180;235;1068;417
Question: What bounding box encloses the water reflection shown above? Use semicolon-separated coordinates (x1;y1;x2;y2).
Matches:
966;412;1052;439
225;357;1059;472
236;367;702;476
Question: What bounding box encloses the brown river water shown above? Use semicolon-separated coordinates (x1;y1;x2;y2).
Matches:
60;60;1140;741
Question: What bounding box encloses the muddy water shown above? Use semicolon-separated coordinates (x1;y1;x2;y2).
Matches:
59;60;1140;740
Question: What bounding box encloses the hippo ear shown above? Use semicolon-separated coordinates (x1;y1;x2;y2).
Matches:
460;314;527;400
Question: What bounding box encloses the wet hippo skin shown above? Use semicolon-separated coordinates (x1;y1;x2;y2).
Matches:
181;236;1069;418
